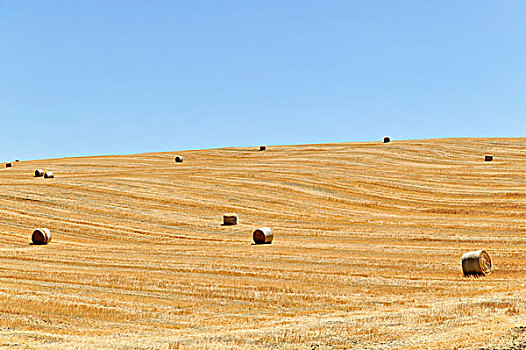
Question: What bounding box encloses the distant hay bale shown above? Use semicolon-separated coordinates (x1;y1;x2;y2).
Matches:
5;163;12;168
44;171;54;179
32;228;52;245
259;145;266;151
175;155;183;163
485;155;493;161
383;136;391;143
15;160;19;162
462;250;491;276
223;213;238;225
253;227;273;244
34;169;44;177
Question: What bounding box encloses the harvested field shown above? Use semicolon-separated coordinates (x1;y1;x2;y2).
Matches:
0;137;525;349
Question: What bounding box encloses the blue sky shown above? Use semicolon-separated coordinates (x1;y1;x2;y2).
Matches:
1;1;525;161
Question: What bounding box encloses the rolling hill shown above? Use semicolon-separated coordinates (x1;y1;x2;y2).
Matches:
1;137;525;349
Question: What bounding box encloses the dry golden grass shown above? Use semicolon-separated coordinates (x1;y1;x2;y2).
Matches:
0;137;526;349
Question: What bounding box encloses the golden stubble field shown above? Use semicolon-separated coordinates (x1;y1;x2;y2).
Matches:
0;137;525;349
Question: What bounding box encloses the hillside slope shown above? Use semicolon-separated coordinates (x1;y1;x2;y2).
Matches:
0;138;525;349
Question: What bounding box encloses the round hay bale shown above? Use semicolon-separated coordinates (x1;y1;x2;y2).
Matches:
253;227;273;244
32;228;52;245
175;155;183;163
485;155;493;162
15;160;19;162
259;145;266;151
223;213;238;225
44;171;54;179
34;169;44;177
5;163;12;168
462;250;491;276
383;136;391;143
